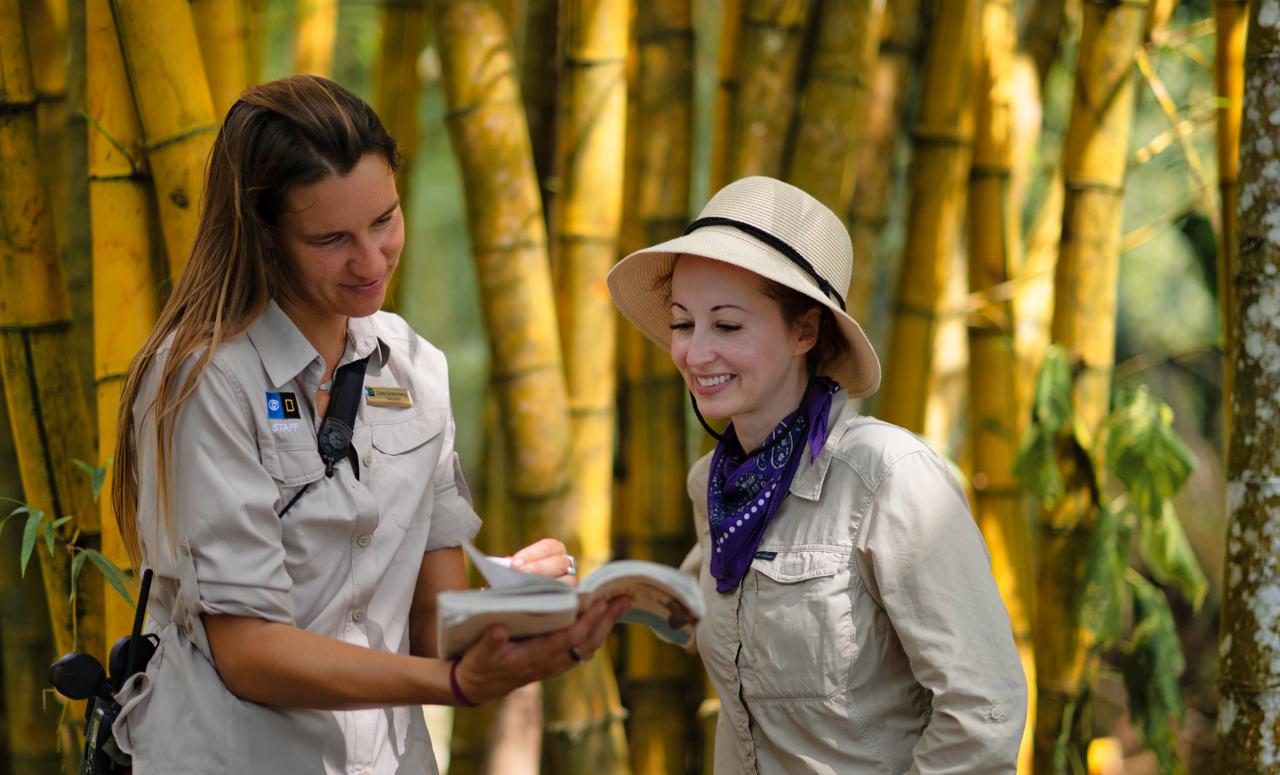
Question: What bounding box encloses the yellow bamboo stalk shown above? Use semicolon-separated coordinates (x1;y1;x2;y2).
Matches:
1214;0;1246;447
553;0;628;578
0;0;105;669
191;0;252;115
1033;0;1148;769
709;0;743;192
879;0;982;439
785;0;884;220
544;1;632;769
294;0;338;76
88;0;161;643
848;0;921;329
373;0;428;310
721;0;812;180
245;0;266;83
967;0;1035;771
109;0;217;278
432;3;628;770
1216;5;1280;765
615;3;699;772
0;397;61;774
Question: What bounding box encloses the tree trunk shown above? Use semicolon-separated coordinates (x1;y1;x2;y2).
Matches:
0;387;60;775
109;0;217;277
521;0;561;236
847;0;921;328
294;0;338;76
1;0;104;668
373;0;428;308
191;0;252;116
784;0;883;222
879;0;982;443
1216;2;1280;770
967;0;1035;771
615;3;699;772
87;0;161;642
1214;0;1247;446
542;2;632;770
708;0;742;192
1021;0;1065;85
433;3;630;772
719;0;812;181
1032;0;1148;770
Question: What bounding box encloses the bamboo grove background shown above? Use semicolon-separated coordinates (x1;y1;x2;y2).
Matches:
0;0;1276;771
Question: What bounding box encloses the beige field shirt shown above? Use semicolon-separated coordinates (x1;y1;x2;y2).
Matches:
684;392;1027;774
114;301;480;775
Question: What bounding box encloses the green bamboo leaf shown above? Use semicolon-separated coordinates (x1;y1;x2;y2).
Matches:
1032;345;1073;433
1014;432;1063;508
1077;504;1129;648
1139;501;1208;609
43;519;55;556
82;549;136;607
71;550;89;595
2;504;40;533
1104;386;1195;523
20;512;42;577
1123;572;1188;775
51;516;73;529
73;458;108;502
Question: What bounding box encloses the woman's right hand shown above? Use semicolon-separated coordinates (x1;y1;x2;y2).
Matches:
453;595;632;705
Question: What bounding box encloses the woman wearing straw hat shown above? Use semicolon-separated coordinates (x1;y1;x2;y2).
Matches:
608;176;1027;773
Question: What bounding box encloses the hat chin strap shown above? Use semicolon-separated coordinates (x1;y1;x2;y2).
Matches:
689;391;731;445
683;216;847;311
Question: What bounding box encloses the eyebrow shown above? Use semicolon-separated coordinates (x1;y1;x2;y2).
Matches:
670;302;749;313
302;200;399;241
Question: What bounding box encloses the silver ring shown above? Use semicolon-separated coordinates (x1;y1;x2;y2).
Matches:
565;554;577;577
568;646;584;664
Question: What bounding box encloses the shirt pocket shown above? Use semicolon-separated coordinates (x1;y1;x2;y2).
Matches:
262;444;325;517
369;406;449;528
739;548;856;701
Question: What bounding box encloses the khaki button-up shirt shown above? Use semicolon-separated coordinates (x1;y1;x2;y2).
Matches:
115;302;480;774
684;392;1027;774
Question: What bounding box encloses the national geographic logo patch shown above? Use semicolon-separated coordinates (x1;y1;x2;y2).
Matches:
265;391;302;420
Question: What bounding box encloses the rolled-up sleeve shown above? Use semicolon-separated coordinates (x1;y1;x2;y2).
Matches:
860;448;1027;774
423;413;481;552
170;361;295;625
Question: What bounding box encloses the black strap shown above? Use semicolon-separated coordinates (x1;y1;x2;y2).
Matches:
279;356;370;519
683;216;847;310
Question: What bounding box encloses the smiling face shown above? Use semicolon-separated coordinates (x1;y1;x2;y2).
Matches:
669;255;817;450
276;153;403;339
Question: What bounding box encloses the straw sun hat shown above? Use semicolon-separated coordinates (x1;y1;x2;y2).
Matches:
606;176;881;398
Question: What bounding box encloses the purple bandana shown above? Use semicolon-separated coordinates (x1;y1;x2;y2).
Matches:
707;377;840;592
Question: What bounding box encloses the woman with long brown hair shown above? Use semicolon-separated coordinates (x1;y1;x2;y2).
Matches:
110;75;628;774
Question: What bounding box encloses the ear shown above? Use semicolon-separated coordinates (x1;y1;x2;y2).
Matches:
794;307;821;356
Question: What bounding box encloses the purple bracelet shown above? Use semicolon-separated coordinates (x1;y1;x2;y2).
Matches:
449;659;478;707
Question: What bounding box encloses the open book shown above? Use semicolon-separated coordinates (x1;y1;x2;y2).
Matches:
435;544;705;659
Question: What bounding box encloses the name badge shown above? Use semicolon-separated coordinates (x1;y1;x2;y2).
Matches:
365;386;413;408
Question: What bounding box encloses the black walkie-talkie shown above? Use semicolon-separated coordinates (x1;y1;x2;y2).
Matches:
49;568;157;774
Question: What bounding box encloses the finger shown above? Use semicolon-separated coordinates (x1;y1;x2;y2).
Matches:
584;596;632;650
517;554;573;579
510;537;566;568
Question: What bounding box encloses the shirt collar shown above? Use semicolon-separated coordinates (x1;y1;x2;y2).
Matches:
246;300;390;389
789;390;857;501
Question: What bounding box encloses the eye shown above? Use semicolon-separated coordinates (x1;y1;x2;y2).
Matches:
715;322;742;333
374;213;394;227
669;322;693;331
311;234;344;247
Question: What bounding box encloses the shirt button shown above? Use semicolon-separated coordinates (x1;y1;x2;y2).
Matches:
352;609;365;623
363;453;374;466
357;534;372;548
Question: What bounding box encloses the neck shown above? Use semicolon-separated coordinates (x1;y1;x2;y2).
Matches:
732;370;810;453
279;298;348;373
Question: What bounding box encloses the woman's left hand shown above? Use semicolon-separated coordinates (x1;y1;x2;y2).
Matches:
510;538;579;587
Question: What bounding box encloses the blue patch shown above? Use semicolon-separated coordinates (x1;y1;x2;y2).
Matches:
753;551;778;561
265;391;300;420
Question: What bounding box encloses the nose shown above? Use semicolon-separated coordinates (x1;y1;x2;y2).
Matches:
684;324;717;367
348;235;385;279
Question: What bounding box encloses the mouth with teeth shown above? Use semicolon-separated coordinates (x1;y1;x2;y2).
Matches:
695;373;735;389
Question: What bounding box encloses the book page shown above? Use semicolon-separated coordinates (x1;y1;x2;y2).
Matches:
463;543;568;593
580;561;703;647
